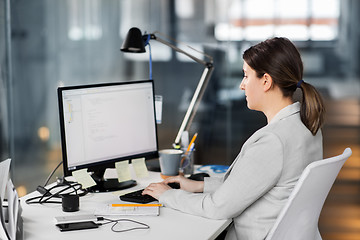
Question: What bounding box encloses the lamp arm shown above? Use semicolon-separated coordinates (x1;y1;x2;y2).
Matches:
173;64;214;147
146;33;214;148
149;34;212;66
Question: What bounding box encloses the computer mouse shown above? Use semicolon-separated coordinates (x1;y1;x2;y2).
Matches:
167;182;180;189
188;172;210;181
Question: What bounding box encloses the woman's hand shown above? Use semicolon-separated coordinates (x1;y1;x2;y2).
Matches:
142;182;172;200
164;175;204;193
142;175;205;200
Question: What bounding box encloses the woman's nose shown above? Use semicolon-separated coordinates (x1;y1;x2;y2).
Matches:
239;79;245;90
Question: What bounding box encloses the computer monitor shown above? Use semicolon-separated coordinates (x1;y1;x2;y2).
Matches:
57;80;159;192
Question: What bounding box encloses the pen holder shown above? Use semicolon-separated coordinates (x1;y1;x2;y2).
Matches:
180;148;195;175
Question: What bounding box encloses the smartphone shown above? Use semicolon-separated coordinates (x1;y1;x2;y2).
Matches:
56;221;99;232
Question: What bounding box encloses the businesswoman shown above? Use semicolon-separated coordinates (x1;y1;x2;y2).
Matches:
143;37;325;240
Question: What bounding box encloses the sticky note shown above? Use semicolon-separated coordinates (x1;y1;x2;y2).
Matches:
115;160;132;182
72;168;97;189
132;158;149;179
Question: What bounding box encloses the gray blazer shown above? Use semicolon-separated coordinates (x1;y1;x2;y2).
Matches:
159;102;323;240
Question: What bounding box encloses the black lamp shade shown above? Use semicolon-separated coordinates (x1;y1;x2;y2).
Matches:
121;27;146;53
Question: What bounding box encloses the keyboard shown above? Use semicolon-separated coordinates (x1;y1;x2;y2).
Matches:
120;183;180;203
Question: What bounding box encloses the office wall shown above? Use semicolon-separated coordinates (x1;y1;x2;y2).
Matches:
0;0;359;195
0;0;10;162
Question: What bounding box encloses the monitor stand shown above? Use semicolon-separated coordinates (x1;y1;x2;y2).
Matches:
88;169;137;192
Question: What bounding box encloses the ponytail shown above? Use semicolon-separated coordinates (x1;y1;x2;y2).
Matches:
298;81;325;135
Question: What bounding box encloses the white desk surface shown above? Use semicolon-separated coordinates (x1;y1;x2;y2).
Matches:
20;169;231;240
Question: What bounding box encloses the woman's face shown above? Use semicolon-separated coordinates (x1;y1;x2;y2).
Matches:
240;61;264;111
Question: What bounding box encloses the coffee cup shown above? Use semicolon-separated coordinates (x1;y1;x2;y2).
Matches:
159;149;183;178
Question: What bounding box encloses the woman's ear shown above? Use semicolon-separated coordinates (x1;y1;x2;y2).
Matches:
263;73;273;92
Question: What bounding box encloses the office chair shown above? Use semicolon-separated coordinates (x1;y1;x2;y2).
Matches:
265;148;352;240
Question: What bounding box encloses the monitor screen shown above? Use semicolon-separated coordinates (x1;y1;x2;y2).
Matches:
57;80;159;192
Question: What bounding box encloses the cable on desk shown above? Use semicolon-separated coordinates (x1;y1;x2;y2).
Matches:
25;181;87;205
98;217;150;233
43;160;63;186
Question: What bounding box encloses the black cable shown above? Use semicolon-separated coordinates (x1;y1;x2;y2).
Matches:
44;161;63;186
39;183;80;204
26;184;72;204
100;217;150;233
25;182;87;205
26;159;89;205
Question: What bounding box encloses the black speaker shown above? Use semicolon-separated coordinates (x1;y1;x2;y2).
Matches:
61;194;79;212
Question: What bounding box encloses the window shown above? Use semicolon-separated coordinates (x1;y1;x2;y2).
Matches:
67;0;102;41
214;0;339;41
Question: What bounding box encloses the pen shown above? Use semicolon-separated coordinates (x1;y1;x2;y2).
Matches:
111;204;162;207
181;133;198;167
186;133;198;155
189;142;195;153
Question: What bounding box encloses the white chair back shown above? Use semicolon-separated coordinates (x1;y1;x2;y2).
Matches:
265;148;352;240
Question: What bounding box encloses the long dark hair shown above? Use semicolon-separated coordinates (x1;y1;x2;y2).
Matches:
243;37;325;135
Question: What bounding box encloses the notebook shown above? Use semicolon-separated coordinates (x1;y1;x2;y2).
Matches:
94;204;160;216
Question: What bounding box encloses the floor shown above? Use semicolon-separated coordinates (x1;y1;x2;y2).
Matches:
319;98;360;240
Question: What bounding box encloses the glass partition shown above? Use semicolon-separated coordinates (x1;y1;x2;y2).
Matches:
0;0;358;198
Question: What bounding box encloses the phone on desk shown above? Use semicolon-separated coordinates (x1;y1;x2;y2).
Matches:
56;221;99;232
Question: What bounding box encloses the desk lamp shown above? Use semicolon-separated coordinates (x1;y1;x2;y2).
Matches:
121;27;214;148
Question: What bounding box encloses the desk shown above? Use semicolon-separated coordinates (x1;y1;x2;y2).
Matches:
20;170;231;240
